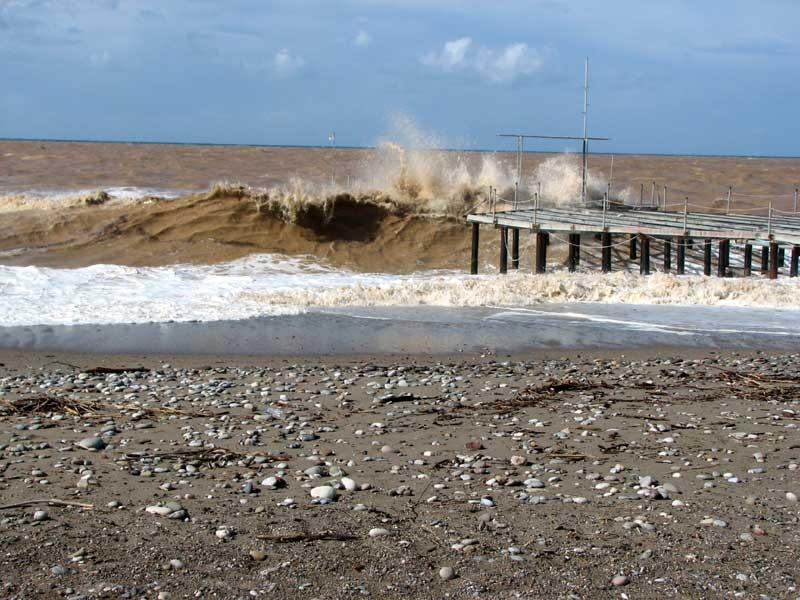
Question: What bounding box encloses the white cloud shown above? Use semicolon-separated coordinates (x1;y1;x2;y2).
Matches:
476;42;543;83
272;48;305;77
421;36;471;69
354;29;371;46
89;50;111;68
421;37;543;83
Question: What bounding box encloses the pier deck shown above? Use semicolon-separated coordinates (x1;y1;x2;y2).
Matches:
466;204;800;279
468;206;800;245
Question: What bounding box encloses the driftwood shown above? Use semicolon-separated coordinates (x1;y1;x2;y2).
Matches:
491;378;608;414
0;499;94;511
123;447;291;465
0;396;100;416
84;366;150;375
0;396;210;419
257;531;357;543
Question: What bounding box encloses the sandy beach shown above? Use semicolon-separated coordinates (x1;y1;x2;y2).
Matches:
1;347;799;598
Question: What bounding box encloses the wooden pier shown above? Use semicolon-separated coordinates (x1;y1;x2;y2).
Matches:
467;204;800;279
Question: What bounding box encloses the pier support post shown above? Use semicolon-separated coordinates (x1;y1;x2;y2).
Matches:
499;227;508;274
568;233;580;272
761;246;769;273
778;247;785;268
717;240;729;277
639;234;650;275
535;232;548;274
601;232;612;273
676;238;686;275
743;243;752;277
769;241;778;279
663;239;671;272
470;222;479;275
790;246;799;277
629;234;637;260
703;239;712;276
511;228;520;270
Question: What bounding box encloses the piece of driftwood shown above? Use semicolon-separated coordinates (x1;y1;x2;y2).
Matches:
257;531;357;543
84;366;150;374
0;499;94;510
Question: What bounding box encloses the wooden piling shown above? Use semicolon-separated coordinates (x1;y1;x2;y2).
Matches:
743;243;752;277
511;228;520;270
761;246;769;273
639;234;650;275
470;222;479;275
676;238;686;274
568;233;580;272
663;239;671;272
574;233;581;265
499;227;508;274
601;232;612;273
769;241;778;279
703;239;712;276
724;240;730;273
629;234;637;260
790;246;799;277
535;232;548;274
778;247;785;268
717;240;728;277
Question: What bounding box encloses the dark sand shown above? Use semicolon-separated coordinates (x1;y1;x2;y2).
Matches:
0;348;799;599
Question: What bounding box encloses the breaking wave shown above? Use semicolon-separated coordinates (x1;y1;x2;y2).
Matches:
0;258;797;327
239;271;800;311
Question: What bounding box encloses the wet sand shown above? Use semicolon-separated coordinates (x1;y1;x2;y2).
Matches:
1;304;800;356
0;348;798;598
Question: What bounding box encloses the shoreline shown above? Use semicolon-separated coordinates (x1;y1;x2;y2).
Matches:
1;303;800;356
1;346;798;597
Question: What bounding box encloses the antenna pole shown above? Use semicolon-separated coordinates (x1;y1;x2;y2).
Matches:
581;58;589;203
517;136;523;183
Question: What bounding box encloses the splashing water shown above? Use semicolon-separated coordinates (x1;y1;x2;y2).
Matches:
529;153;629;206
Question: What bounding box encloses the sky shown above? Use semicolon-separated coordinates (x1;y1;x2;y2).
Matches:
1;0;799;156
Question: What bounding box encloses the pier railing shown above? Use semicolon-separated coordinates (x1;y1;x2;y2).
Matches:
467;201;800;280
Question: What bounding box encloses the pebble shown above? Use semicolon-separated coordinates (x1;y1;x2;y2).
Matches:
368;528;390;537
611;575;629;586
438;566;455;581
786;492;798;503
32;510;49;522
261;476;286;489
340;477;357;491
310;485;337;501
249;550;267;561
146;505;172;517
77;437;106;451
700;517;728;528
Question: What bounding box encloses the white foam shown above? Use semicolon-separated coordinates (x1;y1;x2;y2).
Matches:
0;187;185;213
0;255;798;327
238;270;800;311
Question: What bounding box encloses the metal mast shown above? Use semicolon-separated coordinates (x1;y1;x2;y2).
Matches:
498;59;608;206
581;58;589;202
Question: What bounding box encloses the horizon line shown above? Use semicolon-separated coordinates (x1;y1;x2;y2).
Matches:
1;136;799;161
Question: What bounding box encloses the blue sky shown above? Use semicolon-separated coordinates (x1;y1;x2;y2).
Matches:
1;0;798;155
